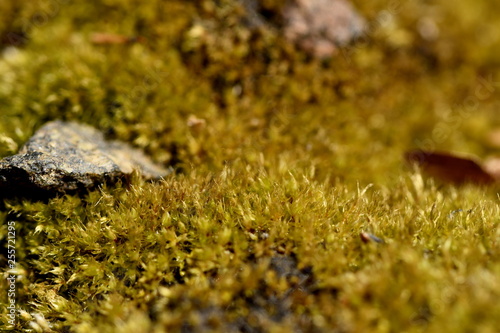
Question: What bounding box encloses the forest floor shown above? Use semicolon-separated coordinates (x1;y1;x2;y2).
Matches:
0;1;499;332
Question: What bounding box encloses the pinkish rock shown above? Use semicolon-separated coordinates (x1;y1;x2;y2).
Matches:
283;0;366;58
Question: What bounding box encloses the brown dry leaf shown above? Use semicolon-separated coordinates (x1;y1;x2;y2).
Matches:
90;33;143;45
405;150;496;185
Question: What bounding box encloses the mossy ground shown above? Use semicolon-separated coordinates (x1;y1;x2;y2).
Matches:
0;1;499;332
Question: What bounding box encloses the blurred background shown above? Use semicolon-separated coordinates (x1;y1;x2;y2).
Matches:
1;0;500;186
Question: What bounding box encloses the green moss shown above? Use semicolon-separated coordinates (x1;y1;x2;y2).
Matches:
1;0;499;332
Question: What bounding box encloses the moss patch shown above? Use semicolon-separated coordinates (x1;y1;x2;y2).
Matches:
1;1;499;332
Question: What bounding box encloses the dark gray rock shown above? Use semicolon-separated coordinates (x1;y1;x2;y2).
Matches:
283;0;366;58
0;121;169;196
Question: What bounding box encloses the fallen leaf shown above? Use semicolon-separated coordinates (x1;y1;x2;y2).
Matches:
1;31;28;48
405;150;496;185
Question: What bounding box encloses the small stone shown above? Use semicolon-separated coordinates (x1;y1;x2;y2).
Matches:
187;115;207;133
283;0;366;58
360;232;384;244
0;121;170;196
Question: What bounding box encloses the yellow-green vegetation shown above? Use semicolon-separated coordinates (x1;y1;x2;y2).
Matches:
1;0;499;332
